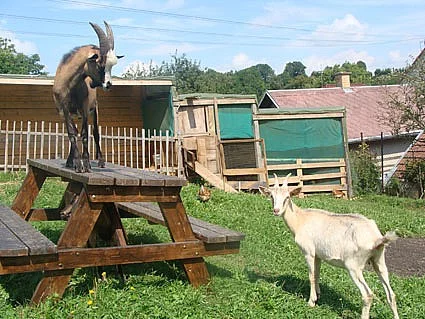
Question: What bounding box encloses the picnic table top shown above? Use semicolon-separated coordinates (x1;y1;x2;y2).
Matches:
28;159;187;187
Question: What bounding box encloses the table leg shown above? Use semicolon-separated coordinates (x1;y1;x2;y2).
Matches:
58;181;83;220
31;188;103;303
11;166;47;220
159;198;210;287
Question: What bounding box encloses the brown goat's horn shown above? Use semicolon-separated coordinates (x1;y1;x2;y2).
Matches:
89;22;110;56
104;21;114;50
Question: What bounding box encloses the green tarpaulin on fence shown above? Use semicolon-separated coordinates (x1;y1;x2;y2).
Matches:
218;104;254;139
259;117;345;162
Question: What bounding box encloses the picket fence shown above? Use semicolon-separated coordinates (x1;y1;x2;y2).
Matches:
0;120;183;176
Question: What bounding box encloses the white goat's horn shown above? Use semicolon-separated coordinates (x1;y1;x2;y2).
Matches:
273;173;279;187
104;21;115;50
89;22;110;56
282;173;292;187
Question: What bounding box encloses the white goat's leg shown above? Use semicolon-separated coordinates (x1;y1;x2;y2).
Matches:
314;257;321;300
372;251;399;319
305;254;319;307
347;268;373;319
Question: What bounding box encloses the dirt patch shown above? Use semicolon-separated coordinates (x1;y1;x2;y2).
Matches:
385;238;425;277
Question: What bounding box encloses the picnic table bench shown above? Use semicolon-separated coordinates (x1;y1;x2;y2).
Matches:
0;158;245;304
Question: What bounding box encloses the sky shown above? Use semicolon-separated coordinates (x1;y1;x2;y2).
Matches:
1;0;425;77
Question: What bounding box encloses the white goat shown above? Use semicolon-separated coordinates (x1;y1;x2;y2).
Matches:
259;174;399;319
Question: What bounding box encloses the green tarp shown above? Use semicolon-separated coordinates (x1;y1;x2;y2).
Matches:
218;104;254;139
259;118;344;162
141;93;174;135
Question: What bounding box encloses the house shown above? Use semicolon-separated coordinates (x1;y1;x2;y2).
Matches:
258;72;424;185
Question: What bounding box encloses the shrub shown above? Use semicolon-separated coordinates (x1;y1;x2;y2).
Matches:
402;159;425;198
349;142;381;195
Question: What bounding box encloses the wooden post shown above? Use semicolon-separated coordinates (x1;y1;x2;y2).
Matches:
4;120;9;172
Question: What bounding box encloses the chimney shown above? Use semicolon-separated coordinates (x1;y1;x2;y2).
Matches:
335;72;351;89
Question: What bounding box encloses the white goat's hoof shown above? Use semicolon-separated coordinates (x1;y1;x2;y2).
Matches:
308;300;316;307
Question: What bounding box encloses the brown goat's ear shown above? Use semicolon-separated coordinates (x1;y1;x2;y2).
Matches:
87;54;98;62
259;186;271;197
290;186;302;197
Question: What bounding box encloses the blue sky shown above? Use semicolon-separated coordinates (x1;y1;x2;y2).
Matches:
1;0;424;76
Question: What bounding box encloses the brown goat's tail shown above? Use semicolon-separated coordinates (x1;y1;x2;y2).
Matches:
374;231;398;249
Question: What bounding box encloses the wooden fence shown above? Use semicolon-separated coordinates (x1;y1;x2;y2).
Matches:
0;120;183;176
268;158;348;197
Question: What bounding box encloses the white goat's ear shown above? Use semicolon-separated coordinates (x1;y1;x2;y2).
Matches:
290;186;302;197
258;186;271;196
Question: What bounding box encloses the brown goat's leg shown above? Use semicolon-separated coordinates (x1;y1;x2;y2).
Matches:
81;115;91;172
63;109;83;172
92;105;105;168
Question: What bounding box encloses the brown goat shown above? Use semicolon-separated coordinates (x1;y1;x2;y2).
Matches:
53;21;123;172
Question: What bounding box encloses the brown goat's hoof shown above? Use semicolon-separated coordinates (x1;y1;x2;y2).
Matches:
98;159;105;168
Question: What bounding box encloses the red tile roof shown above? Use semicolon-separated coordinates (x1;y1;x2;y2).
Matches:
262;85;403;140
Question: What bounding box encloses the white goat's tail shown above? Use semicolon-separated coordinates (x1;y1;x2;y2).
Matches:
375;231;398;249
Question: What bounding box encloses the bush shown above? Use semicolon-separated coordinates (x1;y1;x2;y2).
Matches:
402;159;425;198
349;142;381;195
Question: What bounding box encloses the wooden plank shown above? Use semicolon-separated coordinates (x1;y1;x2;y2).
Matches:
27;159;187;187
27;159;114;185
0;221;28;257
0;241;241;275
0;205;57;256
117;202;245;243
253;112;344;120
267;160;345;171
223;167;267;176
193;161;237;193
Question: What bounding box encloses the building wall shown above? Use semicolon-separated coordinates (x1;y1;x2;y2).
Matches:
0;83;145;128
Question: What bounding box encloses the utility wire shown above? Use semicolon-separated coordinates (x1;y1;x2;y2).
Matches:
0;13;379;44
3;28;422;48
47;0;417;39
2;13;422;47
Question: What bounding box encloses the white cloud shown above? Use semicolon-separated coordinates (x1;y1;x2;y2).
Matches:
232;53;256;70
310;14;368;43
304;49;375;74
0;28;38;55
251;2;325;27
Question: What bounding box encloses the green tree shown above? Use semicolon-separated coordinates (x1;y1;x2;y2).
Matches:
380;55;425;133
0;38;46;75
154;53;203;94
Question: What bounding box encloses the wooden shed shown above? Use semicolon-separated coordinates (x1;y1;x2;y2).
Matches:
174;93;268;191
0;74;174;128
0;74;178;173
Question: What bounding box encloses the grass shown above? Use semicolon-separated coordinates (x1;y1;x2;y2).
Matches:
0;172;424;318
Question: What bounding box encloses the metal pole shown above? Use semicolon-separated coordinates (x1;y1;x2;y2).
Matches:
381;132;384;193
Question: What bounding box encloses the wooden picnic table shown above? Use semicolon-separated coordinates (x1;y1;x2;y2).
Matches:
1;159;244;303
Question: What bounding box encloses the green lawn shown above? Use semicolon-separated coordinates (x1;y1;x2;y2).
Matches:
0;172;424;318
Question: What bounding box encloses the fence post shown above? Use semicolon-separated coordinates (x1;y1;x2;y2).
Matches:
40;121;45;159
26;121;31;173
11;121;16;171
142;128;146;170
4;120;9;172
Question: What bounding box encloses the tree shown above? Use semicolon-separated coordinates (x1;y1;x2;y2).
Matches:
380;55;425;133
0;38;46;75
282;61;306;78
122;60;157;79
155;53;203;94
